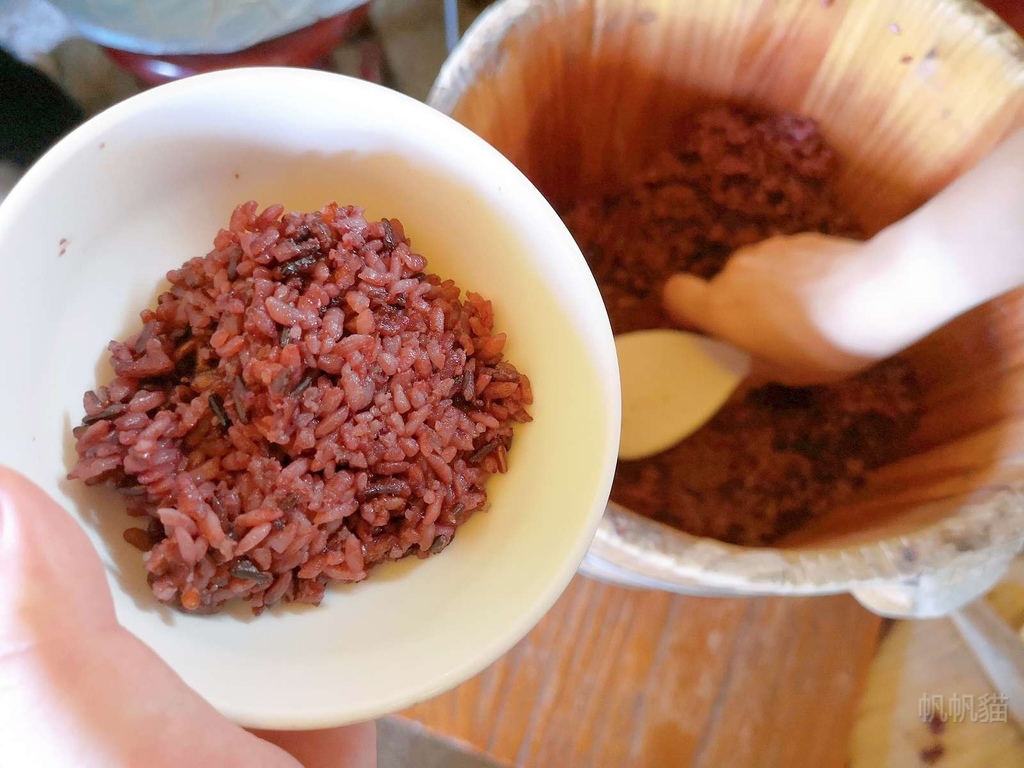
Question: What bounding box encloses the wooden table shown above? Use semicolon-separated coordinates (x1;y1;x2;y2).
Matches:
402;575;882;767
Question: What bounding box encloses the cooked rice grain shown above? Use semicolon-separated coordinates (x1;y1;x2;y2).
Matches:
564;105;921;545
70;202;531;615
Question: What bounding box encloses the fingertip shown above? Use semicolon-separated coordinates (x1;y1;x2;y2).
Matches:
0;468;25;554
0;467;62;542
0;466;29;552
662;273;710;330
251;723;377;768
0;465;117;644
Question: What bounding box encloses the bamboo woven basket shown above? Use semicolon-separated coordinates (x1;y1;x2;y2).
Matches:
430;0;1024;617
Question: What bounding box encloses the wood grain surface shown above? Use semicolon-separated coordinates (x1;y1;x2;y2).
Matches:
402;575;881;767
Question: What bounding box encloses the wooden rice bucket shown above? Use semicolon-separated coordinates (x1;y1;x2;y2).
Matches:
430;0;1024;617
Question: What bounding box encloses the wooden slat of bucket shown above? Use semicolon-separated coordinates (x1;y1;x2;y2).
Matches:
877;417;1024;491
782;416;1024;546
903;288;1024;448
448;0;1024;226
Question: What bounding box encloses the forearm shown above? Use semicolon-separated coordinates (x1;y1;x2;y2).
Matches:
893;128;1024;312
824;129;1024;358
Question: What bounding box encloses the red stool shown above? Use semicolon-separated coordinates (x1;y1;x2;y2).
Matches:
103;5;373;87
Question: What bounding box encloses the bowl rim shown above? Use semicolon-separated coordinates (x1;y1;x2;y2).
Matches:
428;0;1024;603
0;66;622;727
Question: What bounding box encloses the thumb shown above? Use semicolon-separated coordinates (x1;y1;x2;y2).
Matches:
0;466;306;768
0;466;117;651
663;272;716;332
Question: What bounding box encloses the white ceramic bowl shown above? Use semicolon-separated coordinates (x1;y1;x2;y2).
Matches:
0;68;619;728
